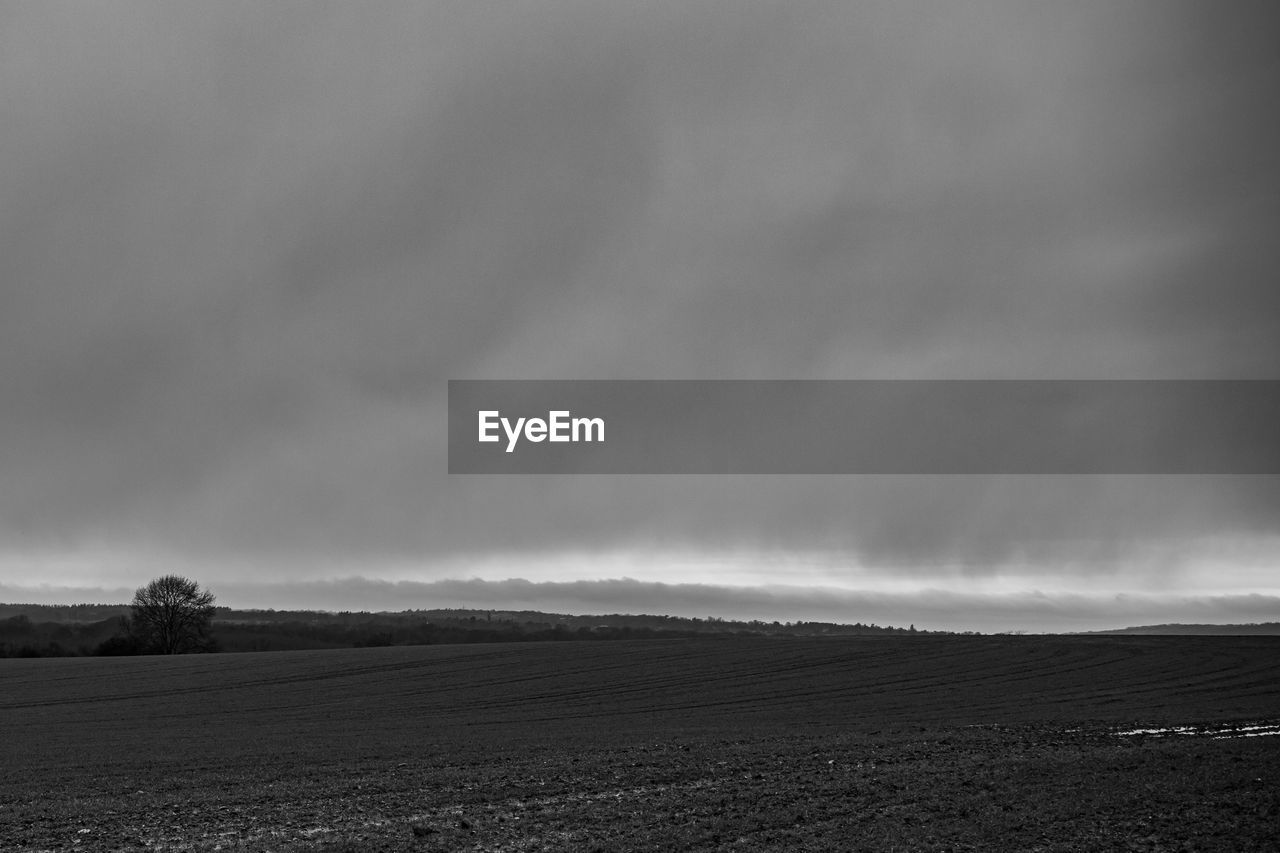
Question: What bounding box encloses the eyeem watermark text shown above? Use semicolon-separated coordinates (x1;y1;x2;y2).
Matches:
478;410;605;453
450;380;1280;473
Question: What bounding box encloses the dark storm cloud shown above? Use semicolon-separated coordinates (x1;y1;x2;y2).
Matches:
1;2;1277;598
0;1;653;539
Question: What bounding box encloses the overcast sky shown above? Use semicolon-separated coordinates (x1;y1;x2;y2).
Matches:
2;1;1278;632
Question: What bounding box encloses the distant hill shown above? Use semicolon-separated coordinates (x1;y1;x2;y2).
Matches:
0;603;933;657
1083;623;1280;636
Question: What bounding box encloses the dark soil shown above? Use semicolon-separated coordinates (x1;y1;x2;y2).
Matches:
3;637;1278;851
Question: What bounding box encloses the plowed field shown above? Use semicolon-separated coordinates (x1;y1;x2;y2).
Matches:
3;636;1278;851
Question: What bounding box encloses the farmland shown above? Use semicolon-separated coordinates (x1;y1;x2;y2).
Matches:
3;635;1279;851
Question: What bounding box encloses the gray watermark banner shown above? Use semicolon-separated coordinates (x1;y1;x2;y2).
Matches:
448;380;1280;474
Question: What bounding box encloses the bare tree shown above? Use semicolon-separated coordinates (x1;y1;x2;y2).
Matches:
127;575;218;654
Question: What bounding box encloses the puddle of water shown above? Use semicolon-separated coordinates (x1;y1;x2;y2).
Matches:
1114;723;1280;739
1213;724;1280;740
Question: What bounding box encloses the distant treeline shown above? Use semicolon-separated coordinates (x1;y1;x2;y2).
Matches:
0;604;930;657
0;613;126;658
0;603;129;623
1084;623;1280;636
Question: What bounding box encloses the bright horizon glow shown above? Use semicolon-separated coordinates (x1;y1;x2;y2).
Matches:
4;542;1277;634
